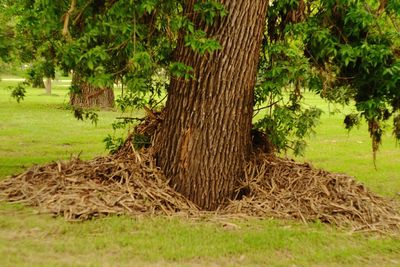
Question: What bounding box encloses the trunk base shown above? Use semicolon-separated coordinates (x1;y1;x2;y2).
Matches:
1;145;398;233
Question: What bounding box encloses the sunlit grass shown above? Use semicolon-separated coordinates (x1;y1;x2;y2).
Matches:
0;79;126;177
299;93;400;197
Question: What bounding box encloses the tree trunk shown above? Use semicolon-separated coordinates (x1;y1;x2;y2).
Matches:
44;77;51;95
69;73;115;108
155;0;268;210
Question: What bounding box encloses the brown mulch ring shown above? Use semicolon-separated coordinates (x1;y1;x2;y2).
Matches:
0;148;399;233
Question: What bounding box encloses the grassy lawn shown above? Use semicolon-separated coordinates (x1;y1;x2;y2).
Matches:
0;79;126;178
0;77;399;266
296;94;400;198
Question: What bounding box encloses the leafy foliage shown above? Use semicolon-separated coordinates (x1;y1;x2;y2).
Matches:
393;113;400;141
103;134;124;154
0;2;15;62
73;107;99;126
9;82;26;103
260;0;400;158
304;0;400;159
5;0;400;158
255;0;323;155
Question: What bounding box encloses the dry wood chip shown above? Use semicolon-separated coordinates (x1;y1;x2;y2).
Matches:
0;148;399;233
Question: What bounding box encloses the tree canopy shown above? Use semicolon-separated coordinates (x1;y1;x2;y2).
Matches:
3;0;400;158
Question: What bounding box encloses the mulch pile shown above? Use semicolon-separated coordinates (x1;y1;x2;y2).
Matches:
0;150;198;220
227;156;400;232
0;146;399;232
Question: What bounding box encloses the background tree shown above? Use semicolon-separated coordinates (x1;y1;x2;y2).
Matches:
10;0;116;104
11;0;57;90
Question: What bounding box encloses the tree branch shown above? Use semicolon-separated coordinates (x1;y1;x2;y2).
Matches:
62;0;76;40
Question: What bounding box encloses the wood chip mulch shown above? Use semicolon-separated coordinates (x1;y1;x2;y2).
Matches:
0;149;399;233
226;155;400;233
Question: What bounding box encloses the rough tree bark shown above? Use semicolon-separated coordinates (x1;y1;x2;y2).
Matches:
155;0;268;210
70;73;115;108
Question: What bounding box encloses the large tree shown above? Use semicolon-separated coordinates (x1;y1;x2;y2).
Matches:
8;0;400;210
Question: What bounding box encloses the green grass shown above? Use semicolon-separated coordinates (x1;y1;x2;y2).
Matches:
297;94;400;197
1;203;400;267
0;79;126;177
0;78;400;266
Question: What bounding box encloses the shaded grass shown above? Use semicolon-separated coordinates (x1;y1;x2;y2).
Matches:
1;202;400;267
0;78;400;266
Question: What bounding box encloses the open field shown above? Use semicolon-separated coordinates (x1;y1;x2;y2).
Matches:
1;77;400;266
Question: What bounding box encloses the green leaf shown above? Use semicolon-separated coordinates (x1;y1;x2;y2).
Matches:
169;62;194;79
